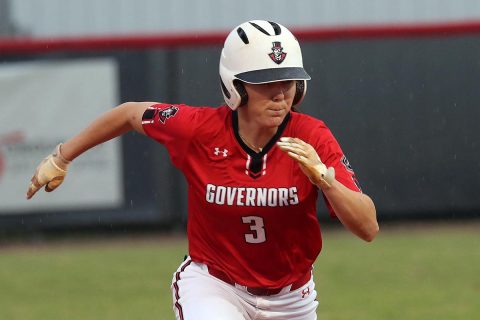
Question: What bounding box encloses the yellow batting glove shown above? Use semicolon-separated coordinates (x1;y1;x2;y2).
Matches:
26;143;71;199
277;137;335;189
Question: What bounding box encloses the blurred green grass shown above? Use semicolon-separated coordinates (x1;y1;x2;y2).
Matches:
0;223;479;320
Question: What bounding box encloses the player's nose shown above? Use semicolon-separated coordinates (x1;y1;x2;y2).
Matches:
270;82;288;101
272;91;285;102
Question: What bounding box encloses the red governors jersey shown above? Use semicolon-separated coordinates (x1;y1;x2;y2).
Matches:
142;104;361;289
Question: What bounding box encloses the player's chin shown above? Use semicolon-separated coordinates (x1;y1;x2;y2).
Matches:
263;114;286;127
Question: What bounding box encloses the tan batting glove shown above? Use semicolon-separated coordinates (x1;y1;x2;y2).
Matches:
26;143;71;199
277;137;335;189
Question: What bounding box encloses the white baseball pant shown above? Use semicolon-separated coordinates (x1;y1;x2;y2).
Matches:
171;258;318;320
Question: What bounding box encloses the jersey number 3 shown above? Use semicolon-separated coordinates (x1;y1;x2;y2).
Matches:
242;216;266;244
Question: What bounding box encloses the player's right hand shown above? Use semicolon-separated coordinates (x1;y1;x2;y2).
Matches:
277;137;335;189
26;144;71;199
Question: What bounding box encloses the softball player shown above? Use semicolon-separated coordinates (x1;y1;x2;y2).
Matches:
27;20;378;319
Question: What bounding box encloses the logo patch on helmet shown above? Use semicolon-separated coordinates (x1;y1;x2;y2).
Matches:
158;106;179;124
269;42;287;64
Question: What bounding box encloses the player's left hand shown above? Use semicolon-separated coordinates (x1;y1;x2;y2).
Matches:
277;137;335;188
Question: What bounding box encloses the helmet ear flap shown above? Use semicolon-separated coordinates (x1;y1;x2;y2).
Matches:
220;77;231;100
292;80;307;106
233;80;248;107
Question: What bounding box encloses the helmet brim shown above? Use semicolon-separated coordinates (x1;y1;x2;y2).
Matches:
235;67;311;84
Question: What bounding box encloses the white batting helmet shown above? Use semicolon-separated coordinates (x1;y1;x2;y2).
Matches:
219;20;311;110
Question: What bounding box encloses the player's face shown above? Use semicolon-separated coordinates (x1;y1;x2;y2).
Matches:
243;80;296;128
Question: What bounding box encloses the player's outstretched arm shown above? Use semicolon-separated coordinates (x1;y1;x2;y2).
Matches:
277;137;379;242
26;101;155;199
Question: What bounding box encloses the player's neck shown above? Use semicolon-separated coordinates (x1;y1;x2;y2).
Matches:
237;114;277;152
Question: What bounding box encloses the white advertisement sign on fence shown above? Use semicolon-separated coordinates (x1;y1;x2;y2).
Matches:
0;59;123;213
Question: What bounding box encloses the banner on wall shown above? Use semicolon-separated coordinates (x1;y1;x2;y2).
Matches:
0;59;123;213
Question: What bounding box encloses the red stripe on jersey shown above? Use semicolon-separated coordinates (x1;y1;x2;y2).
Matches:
173;259;192;320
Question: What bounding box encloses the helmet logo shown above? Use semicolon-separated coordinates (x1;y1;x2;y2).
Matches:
268;42;287;64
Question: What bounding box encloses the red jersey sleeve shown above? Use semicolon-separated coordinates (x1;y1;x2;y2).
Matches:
141;103;199;168
308;123;362;218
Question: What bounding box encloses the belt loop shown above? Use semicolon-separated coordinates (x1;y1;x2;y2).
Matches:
279;284;292;295
235;283;247;291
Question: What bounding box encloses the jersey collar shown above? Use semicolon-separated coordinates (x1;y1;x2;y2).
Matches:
232;110;291;158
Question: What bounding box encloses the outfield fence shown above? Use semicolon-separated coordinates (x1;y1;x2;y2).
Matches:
1;21;480;232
